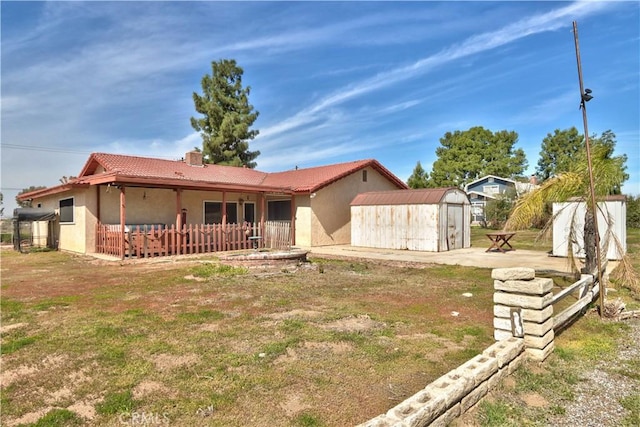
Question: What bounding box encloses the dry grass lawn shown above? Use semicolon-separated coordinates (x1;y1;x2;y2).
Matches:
1;249;496;426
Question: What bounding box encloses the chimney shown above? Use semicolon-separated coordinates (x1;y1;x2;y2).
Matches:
529;175;538;185
185;151;203;166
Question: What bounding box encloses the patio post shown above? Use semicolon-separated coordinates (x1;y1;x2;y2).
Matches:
290;194;296;247
260;192;265;247
120;186;126;260
175;189;182;255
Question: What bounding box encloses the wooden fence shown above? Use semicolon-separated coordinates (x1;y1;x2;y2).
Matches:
96;221;292;259
551;261;607;331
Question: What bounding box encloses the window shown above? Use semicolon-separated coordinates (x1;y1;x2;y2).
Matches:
59;197;74;223
483;185;499;195
267;200;291;221
362;170;368;182
204;202;238;224
243;203;255;223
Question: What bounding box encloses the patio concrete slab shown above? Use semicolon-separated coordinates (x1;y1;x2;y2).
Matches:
303;245;617;275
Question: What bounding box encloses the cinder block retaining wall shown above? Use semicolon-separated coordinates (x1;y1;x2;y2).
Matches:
358;268;557;427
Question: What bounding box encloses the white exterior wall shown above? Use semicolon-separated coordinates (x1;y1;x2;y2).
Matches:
552;200;626;260
351;204;441;251
310;166;400;246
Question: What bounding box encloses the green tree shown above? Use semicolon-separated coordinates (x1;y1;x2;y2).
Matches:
16;186;46;208
627;195;640;229
407;161;429;188
191;59;260;168
536;127;583;181
0;192;4;217
429;127;527;188
484;189;517;229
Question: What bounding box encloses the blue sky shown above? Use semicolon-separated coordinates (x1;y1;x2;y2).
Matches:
1;1;638;217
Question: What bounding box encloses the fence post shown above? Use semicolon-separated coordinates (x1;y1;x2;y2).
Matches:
492;268;555;361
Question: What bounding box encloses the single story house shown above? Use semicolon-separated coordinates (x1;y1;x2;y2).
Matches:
465;175;538;224
17;151;408;258
350;187;471;251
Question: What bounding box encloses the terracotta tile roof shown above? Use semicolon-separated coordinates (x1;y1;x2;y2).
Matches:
351;188;460;206
263;159;408;192
18;154;407;200
81;153;268;187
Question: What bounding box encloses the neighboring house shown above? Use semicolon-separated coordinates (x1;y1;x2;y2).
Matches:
17;151;407;258
464;175;538;224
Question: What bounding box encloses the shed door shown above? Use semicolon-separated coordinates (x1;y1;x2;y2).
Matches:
447;204;464;250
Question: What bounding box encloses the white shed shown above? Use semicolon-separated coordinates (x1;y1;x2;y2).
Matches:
552;195;627;260
350;188;471;251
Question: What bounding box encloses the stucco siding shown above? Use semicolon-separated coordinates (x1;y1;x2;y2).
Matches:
311;166;400;246
294;195;312;247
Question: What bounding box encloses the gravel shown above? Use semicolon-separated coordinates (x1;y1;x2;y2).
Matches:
548;317;640;427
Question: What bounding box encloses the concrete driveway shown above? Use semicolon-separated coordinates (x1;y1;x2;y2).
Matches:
304;244;613;275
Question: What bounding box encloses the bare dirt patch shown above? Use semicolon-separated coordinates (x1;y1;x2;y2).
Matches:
319;314;386;332
133;380;170;399
150;353;200;371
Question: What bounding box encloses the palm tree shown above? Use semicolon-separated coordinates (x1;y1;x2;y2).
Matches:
504;140;636;297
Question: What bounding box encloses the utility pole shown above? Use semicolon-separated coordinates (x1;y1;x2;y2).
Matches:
573;21;604;316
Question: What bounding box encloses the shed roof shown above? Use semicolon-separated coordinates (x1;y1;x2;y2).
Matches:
351;188;462;206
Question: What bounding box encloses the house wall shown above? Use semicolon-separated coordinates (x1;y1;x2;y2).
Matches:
552;200;627;260
31;189;97;254
310;166;401;246
294;195;312;247
99;187;263;226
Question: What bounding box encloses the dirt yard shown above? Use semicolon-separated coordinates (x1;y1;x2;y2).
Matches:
0;248;495;426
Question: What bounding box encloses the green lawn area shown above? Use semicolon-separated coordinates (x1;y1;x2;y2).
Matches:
471;226;553;253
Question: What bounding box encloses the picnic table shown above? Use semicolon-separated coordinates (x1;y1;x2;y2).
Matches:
485;232;516;253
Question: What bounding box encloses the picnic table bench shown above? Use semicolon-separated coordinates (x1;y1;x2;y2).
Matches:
486;232;516;253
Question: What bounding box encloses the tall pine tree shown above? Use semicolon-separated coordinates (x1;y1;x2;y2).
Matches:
191;59;260;168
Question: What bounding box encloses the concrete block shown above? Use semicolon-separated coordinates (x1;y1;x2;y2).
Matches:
493;305;553;323
507;353;526;375
401;390;448;427
494;292;553;310
492;268;535;281
428;403;461;427
487;366;509;390
524;329;554;349
523;318;554;337
495;277;554;295
461;381;488;412
483;337;524;368
426;370;475;408
526;342;555;361
494;329;513;341
355;414;394;427
459;354;499;387
493;317;512;330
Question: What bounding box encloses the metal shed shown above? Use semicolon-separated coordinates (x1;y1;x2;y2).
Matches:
12;208;58;253
552;196;626;260
350;188;470;251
